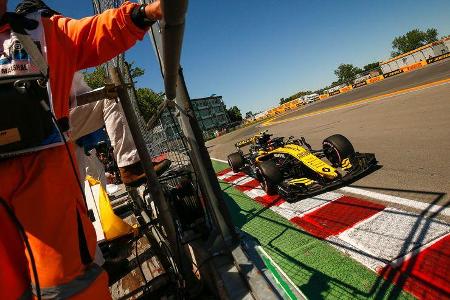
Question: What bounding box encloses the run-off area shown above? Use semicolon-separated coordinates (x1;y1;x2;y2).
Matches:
215;164;450;300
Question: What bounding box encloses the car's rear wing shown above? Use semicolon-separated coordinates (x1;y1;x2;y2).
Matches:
235;137;255;148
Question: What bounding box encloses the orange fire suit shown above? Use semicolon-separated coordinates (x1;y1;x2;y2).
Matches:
0;2;146;299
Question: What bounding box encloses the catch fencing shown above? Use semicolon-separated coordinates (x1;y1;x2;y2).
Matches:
91;0;191;170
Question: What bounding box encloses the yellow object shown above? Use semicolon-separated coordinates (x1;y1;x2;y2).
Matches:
288;178;316;186
86;176;137;241
366;75;384;84
235;131;270;148
256;144;338;180
341;158;352;170
339;85;353;93
400;60;427;73
235;136;256;148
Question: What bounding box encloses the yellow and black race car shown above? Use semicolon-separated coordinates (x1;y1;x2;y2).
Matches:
227;131;377;202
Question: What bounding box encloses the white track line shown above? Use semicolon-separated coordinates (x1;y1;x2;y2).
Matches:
340;187;450;217
217;170;236;180
230;175;255;186
212;158;450;278
336;207;450;271
244;186;267;199
211;158;228;163
255;246;308;299
388;232;450;268
273;192;344;220
213;157;450;219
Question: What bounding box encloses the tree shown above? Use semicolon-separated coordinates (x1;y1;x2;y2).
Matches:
82;61;145;89
363;62;380;72
245;111;253;119
280;90;312;105
82;62;162;122
391;28;438;57
82;66;107;90
126;61;145;83
135;88;164;122
334;64;363;85
227;106;243;123
331;80;341;86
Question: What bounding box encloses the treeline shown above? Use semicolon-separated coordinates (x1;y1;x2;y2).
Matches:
83;63;164;123
279;60;381;105
279;91;312;105
281;28;441;102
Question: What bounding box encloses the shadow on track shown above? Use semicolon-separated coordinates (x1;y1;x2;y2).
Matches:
220;180;449;299
348;186;449;300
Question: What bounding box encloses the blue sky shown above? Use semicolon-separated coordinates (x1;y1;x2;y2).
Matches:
8;0;450;113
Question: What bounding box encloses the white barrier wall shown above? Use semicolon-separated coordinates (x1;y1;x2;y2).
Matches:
432;43;448;56
444;38;450;50
379;37;450;74
421;47;435;60
412;51;426;62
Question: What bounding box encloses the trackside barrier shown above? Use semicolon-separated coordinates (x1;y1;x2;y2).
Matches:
339;85;353;93
383;69;403;78
329;90;340;96
365;75;384;84
427;52;450;64
352;81;367;88
401;60;427;72
217;50;449;137
318;53;448;100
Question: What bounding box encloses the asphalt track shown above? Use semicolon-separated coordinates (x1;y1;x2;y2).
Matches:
206;59;450;211
269;59;450;124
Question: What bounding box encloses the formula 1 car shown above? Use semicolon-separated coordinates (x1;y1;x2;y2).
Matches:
227;131;377;202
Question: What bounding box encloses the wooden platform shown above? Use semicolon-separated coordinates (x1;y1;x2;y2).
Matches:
105;197;168;299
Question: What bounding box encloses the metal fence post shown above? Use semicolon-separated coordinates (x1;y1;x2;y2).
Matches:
146;16;237;247
108;66;182;269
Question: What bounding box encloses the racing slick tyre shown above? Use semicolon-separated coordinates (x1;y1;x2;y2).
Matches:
258;160;283;195
323;134;355;167
228;152;244;173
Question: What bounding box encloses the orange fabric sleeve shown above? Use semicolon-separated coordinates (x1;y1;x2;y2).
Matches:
41;2;147;119
43;1;146;71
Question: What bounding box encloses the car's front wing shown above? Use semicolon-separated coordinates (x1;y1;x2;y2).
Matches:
277;152;378;202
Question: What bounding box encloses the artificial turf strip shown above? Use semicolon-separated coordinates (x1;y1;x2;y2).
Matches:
211;160;415;300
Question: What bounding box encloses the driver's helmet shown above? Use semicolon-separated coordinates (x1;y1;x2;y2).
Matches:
256;133;271;146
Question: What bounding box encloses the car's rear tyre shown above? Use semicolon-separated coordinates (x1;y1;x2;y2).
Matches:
258;160;282;195
228;152;244;173
323;134;355;166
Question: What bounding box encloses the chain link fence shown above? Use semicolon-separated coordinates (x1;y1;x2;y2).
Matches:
91;0;191;171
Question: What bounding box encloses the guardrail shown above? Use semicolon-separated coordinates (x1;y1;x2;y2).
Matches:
212;50;450;139
318;54;448;100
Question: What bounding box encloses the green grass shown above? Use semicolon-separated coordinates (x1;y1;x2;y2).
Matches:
211;160;415;300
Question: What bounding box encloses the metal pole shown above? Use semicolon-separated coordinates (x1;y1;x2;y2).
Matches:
148;21;237;245
108;66;181;269
159;0;188;100
140;2;287;298
176;68;238;243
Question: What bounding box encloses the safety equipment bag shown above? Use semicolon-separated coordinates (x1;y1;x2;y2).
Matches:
0;13;61;158
0;77;54;155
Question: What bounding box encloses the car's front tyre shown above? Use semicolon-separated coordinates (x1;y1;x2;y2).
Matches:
228;152;245;173
258;160;283;195
323;134;355;167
